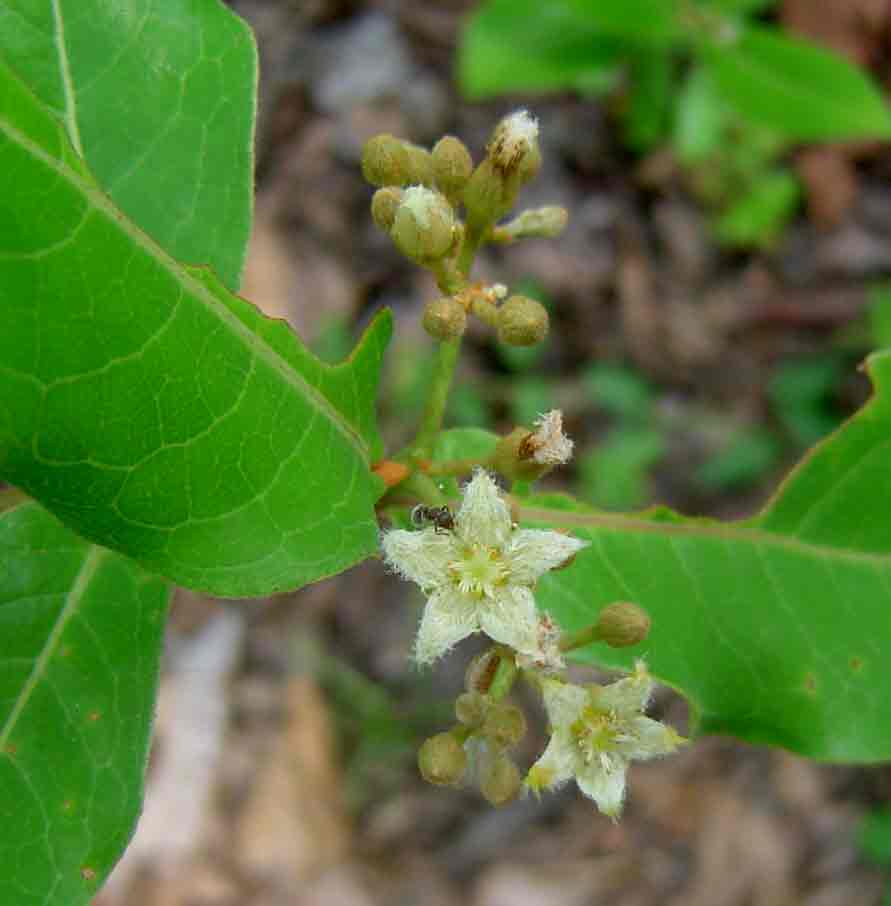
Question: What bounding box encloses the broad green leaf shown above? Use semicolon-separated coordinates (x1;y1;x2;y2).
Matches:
713;167;800;246
624;51;675;151
705;25;891;141
0;59;392;596
0;0;255;290
673;65;727;163
566;0;683;43
532;351;891;762
0;493;170;905
458;0;623;98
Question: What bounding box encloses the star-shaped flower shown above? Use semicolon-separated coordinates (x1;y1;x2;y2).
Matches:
382;469;587;665
525;661;684;817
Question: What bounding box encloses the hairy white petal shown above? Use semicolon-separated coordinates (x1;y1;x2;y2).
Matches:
454;469;513;548
382;528;458;589
619;716;682;761
504;528;587;584
577;760;627;817
540;677;589;728
527;734;576;789
480;585;541;658
413;589;480;665
594;662;653;715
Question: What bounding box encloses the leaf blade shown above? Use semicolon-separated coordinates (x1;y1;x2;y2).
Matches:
0;59;391;596
0;499;170;905
0;0;256;289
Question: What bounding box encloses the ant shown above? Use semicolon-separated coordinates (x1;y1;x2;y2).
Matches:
411;504;455;533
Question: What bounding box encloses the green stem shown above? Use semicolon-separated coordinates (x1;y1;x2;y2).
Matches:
425;454;494;477
399;471;448;506
558;623;602;653
411;338;461;460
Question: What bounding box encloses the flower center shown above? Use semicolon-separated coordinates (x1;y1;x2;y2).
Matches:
450;545;507;598
572;707;619;764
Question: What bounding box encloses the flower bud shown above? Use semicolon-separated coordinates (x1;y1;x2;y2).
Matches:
488;110;541;184
496;295;549;347
361;134;411;187
480;754;521;806
498;206;569;241
462;158;518;231
494;427;550;483
432;135;473;201
391;186;456;263
404;143;435;187
423;297;467;341
465;648;501;694
455;691;488;728
370;187;403;232
595;602;651;648
483;703;527;750
418;732;467;786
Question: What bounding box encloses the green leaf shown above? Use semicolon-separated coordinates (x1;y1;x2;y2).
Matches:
458;0;623;98
0;0;255;290
624;51;675;151
705;25;891;141
858;809;891;868
532;351;891;762
868;286;891;350
713;167;800;247
0;59;392;596
566;0;683;43
0;494;170;905
673;65;727;163
697;0;776;15
769;355;844;447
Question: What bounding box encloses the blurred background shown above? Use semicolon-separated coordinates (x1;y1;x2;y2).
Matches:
98;1;891;903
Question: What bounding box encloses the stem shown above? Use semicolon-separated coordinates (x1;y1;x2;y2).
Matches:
558;623;602;653
399;471;448;506
425;454;494;477
411;338;461;460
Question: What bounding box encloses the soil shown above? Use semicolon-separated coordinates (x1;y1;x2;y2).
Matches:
96;2;891;904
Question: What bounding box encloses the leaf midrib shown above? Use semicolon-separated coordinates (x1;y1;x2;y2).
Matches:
0;99;370;462
0;542;105;750
520;505;891;568
51;0;84;157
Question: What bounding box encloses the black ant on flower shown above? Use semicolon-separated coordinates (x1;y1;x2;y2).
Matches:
411;504;455;533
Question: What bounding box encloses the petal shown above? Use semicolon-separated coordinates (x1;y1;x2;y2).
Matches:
413;589;480;666
619;716;684;761
454;469;513;549
594;662;653;716
525;733;576;793
382;528;458;590
540;677;589;729
479;585;540;658
577;760;627;818
504;528;588;584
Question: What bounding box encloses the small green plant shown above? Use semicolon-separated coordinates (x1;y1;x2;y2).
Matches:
459;0;891;246
4;3;891;903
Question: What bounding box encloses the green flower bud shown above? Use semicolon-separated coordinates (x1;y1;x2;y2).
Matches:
423;297;467;341
496;295;549;347
432;136;473;201
404;143;435;187
480;754;521;807
391;186;456;262
595;602;651;648
494;427;551;483
462;158;517;231
482;703;527;750
361;134;411;187
455;691;488;728
418;732;467;786
498;206;568;241
370;187;403;232
487;110;541;185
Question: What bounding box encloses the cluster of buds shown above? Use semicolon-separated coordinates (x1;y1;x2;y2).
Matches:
362;110;565;347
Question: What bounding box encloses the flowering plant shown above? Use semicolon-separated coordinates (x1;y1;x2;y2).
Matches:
2;3;891;902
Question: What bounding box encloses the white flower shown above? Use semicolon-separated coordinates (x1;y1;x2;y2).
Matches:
521;410;573;466
525;661;684;818
515;612;565;673
382;469;587;665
